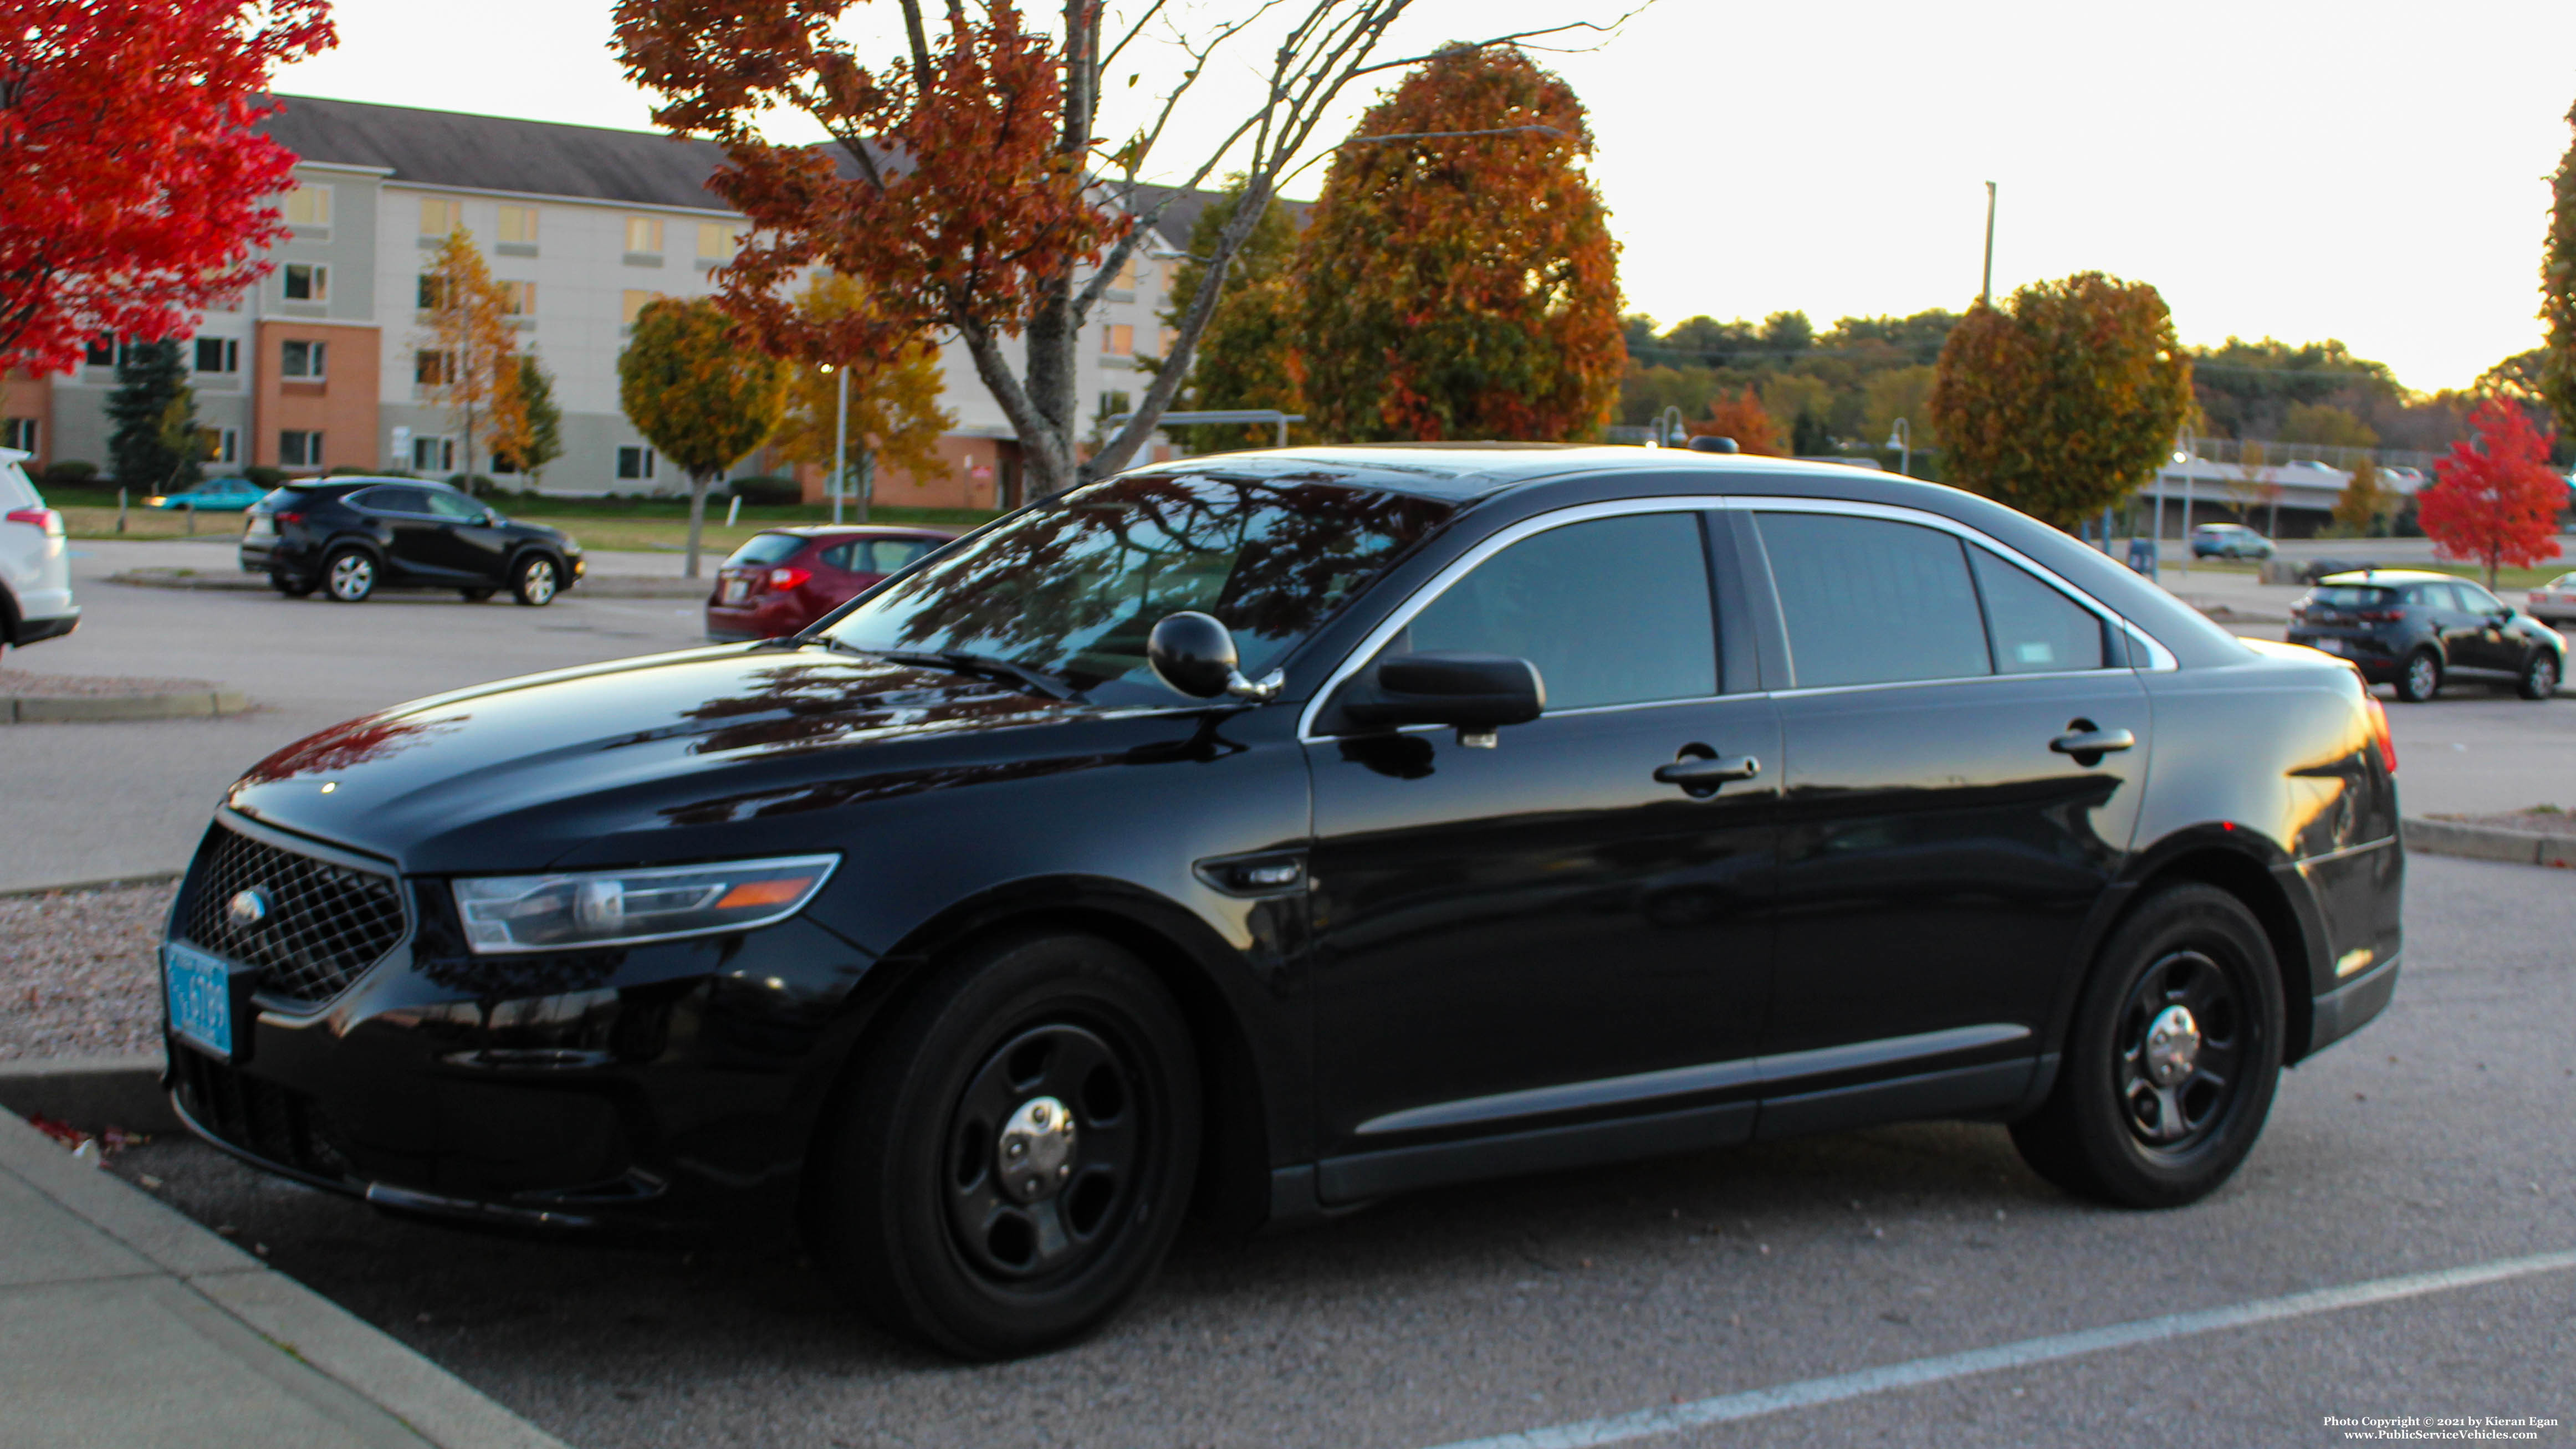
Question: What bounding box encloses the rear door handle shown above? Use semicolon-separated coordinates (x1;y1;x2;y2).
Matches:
1654;755;1761;786
2050;728;2135;756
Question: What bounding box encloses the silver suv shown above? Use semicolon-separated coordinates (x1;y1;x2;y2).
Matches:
0;449;78;659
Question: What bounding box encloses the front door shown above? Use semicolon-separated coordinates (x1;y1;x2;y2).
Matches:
1306;508;1778;1191
419;489;514;580
1745;508;2151;1108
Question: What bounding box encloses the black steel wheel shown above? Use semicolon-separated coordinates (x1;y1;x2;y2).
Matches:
2395;648;2441;703
2517;649;2560;701
323;547;376;603
2011;882;2283;1209
810;930;1200;1359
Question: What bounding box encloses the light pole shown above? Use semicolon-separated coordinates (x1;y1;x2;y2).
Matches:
1885;417;1911;478
2175;424;2196;578
1981;181;1997;306
1657;405;1688;449
824;363;850;527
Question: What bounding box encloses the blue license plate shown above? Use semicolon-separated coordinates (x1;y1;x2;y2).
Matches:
165;942;238;1057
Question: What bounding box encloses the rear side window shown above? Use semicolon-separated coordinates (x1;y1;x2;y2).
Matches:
2310;586;2393;609
1971;547;2105;673
723;533;807;568
1401;512;1717;711
865;538;934;574
350;486;428;513
0;460;37;509
1756;512;1989;688
2403;582;2456;610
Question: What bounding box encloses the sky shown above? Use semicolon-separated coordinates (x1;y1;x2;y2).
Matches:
272;0;2576;393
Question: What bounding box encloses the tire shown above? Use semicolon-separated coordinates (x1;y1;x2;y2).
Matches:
270;571;316;598
2394;648;2441;703
2517;649;2560;701
809;930;1201;1359
2011;883;2285;1209
509;554;559;606
460;588;495;603
323;547;376;603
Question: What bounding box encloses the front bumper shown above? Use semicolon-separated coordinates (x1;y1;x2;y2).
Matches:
7;607;78;646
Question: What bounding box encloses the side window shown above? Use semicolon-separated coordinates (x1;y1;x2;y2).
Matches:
423;490;485;521
1756;512;1989;687
1398;512;1716;711
2411;582;2459;611
2453;580;2503;613
1970;546;2107;673
868;539;932;575
353;487;426;514
816;543;855;571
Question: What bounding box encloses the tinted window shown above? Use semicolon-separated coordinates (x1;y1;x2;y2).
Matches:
1971;547;2106;674
351;486;428;514
2454;580;2504;612
2311;586;2394;609
2406;582;2458;610
723;533;809;568
1398;513;1715;711
421;489;485;521
866;538;934;575
816;543;855;571
1757;512;1989;688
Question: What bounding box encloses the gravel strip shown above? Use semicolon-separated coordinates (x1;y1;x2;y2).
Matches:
2429;810;2576;837
0;668;223;697
0;883;173;1061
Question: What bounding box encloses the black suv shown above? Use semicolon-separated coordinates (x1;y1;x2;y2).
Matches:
240;478;585;605
164;448;2402;1359
2287;568;2564;702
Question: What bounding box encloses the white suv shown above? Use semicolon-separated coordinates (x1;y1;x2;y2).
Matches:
0;448;78;659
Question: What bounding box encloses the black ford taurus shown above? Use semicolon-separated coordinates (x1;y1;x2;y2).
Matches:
161;447;2403;1358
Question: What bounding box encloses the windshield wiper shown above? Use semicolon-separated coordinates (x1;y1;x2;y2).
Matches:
809;638;1081;701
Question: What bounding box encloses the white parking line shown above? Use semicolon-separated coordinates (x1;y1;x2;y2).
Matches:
1425;1248;2576;1449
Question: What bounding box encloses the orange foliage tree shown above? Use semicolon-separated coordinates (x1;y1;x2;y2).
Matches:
1689;387;1785;456
1296;45;1624;442
2417;397;2567;588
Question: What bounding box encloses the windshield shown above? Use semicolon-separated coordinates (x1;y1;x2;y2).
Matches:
820;473;1452;704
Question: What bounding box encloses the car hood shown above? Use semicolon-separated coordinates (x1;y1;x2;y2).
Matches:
226;644;1128;873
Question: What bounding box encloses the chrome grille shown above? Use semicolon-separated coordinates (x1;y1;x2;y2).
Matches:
181;824;407;1005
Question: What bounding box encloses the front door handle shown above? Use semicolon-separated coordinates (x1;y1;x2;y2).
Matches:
2050;728;2135;757
1654;754;1761;787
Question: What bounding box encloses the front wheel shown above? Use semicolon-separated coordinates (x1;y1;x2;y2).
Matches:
323;547;376;603
509;554;558;606
2011;883;2284;1209
2395;648;2442;703
2517;649;2560;701
809;931;1201;1359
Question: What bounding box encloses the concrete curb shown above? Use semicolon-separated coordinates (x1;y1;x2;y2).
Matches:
0;1051;178;1133
2;688;250;723
0;1108;570;1448
2403;817;2576;869
108;567;707;600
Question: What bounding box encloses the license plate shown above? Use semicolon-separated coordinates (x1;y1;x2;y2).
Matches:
164;942;239;1057
721;577;749;603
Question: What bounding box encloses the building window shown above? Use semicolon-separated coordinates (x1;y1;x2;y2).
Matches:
696;222;739;260
617;446;657;480
417;274;450;311
280;430;324;468
282;183;331;228
498;204;538;244
1102;323;1134;356
421;196;459;236
500;280;535;316
3;418;36;453
415;349;453;386
411;436;455;472
625;217;663;254
283;263;328;302
193;337;239;374
202;427;238;464
1112;254;1147;293
85;336;116;367
280;339;326;380
621;289;660;325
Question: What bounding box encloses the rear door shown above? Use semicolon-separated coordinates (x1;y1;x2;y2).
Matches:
349;487;449;582
1745;505;2151;1126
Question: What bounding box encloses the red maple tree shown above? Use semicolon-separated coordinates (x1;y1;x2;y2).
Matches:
2417;397;2568;588
0;0;335;375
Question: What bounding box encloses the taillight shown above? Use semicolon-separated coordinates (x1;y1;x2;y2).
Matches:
274;510;304;525
2364;694;2396;774
2355;609;2401;623
5;506;63;537
769;566;811;591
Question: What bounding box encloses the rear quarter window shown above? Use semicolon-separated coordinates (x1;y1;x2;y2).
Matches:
0;460;38;510
723;533;809;568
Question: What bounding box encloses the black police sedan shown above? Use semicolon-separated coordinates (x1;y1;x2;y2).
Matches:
2286;568;2564;702
163;448;2403;1358
239;477;584;605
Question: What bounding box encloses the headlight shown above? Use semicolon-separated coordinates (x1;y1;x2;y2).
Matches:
451;854;838;954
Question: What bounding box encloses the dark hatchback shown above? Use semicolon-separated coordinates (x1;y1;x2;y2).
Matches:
240;478;585;605
704;525;954;641
162;448;2404;1358
2287;568;2564;702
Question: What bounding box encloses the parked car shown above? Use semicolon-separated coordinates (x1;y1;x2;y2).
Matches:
147;477;269;511
2189;523;2274;559
0;447;78;659
239;478;584;605
2287;569;2564;702
2527;572;2576;627
162;448;2403;1359
704;525;955;641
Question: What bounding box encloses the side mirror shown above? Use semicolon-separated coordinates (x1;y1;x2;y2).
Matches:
1147;611;1284;702
1341;652;1545;730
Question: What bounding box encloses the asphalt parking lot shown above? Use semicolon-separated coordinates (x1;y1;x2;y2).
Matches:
99;853;2575;1448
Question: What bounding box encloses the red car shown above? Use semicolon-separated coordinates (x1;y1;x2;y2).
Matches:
704;525;955;641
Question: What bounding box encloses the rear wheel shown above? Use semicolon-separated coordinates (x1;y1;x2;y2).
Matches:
509;554;558;606
323;547;376;603
809;930;1200;1359
2517;649;2560;700
2011;883;2283;1209
2395;648;2441;703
